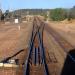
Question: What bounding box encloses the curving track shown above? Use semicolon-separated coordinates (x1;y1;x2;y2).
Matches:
24;17;50;75
0;17;74;75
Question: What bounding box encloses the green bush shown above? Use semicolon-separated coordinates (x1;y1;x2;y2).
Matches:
50;8;66;21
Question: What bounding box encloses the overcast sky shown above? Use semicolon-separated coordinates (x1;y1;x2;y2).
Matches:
0;0;75;11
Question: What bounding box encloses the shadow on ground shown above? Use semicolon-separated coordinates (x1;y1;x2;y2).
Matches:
61;49;75;75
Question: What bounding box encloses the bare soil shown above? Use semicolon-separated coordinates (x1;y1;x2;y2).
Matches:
0;22;33;63
46;20;75;47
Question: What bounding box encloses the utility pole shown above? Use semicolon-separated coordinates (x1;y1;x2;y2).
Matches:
47;11;49;22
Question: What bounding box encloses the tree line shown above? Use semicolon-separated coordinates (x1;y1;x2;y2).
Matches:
0;6;75;21
50;6;75;21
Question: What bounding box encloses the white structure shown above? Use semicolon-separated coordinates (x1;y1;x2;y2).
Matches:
18;25;20;31
15;18;19;23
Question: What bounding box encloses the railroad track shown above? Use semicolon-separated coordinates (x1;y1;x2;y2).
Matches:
1;17;72;75
24;17;50;75
44;22;75;65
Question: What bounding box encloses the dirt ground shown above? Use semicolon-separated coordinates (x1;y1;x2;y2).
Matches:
44;19;75;75
46;20;75;47
0;22;33;62
43;30;65;75
0;18;75;75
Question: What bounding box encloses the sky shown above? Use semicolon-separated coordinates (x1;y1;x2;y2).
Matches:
0;0;75;11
